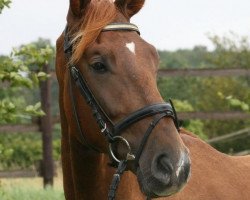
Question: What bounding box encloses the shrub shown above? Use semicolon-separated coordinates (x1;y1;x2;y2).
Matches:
0;125;61;170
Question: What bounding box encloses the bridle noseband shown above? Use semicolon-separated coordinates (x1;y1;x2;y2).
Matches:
64;22;180;200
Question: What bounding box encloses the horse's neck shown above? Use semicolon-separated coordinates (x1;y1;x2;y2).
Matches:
180;129;250;174
180;129;250;166
170;129;250;200
180;129;228;160
79;151;144;200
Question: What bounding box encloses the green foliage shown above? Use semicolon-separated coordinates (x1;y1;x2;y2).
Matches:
159;45;212;69
0;127;61;170
13;43;54;70
193;77;250;112
171;99;206;139
213;135;250;154
25;102;45;116
184;120;207;140
158;33;250;153
218;92;249;112
0;56;33;88
208;32;250;69
0;40;54;124
0;99;44;123
0;100;16;122
0;38;59;171
171;99;194;112
0;0;11;13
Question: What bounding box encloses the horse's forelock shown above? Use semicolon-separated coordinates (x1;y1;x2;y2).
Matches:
69;0;117;64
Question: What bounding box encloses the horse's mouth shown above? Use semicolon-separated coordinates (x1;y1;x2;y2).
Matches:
136;166;187;198
136;167;178;198
136;168;159;198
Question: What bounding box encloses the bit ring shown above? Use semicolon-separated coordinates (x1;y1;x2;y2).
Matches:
109;136;135;163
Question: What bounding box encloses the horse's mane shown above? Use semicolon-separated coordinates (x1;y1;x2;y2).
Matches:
70;0;117;63
179;128;200;139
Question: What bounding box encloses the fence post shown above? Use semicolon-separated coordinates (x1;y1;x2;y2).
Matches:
39;64;54;187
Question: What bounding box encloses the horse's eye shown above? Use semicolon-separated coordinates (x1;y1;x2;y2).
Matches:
91;62;107;73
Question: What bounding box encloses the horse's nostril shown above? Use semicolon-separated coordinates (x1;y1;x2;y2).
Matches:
152;154;173;185
157;155;173;175
158;155;173;175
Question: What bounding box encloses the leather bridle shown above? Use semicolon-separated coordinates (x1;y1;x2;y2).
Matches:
64;22;180;200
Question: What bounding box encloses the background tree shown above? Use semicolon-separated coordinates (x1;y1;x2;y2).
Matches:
0;39;57;170
0;0;11;13
0;43;53;123
0;0;54;124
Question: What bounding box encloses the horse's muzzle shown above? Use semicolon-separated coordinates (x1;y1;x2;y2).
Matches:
137;151;191;198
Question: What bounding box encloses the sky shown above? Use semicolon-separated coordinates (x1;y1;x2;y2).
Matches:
0;0;250;55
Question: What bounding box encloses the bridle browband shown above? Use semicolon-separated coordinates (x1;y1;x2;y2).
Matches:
64;22;180;200
102;23;140;35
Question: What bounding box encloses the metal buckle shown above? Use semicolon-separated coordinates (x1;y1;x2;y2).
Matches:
109;136;135;163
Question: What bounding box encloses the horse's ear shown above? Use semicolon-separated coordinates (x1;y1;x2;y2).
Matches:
115;0;145;18
69;0;91;17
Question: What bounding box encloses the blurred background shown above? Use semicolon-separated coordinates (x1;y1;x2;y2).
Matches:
0;0;249;199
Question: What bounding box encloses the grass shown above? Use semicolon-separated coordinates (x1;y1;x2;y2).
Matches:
0;168;64;200
0;186;64;200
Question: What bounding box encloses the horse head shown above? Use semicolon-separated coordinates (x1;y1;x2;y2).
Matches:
58;0;191;198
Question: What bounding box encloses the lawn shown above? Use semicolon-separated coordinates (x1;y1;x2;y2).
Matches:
0;168;64;200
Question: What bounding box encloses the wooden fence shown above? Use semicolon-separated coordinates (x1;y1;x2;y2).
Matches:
0;170;38;178
1;111;250;134
207;128;250;144
0;64;54;186
158;68;250;77
0;67;249;179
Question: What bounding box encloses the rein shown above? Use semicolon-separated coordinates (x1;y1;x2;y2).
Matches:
64;22;180;200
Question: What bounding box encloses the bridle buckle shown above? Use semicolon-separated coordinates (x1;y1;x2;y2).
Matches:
101;123;107;133
126;153;136;161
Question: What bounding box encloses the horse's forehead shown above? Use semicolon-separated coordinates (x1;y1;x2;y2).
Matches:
125;42;136;55
99;31;147;56
94;31;158;72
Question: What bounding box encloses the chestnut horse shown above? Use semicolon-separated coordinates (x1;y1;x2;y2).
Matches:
56;0;250;199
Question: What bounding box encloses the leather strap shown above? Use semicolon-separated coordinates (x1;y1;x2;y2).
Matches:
103;23;140;35
69;71;101;152
134;113;167;167
108;160;127;200
70;66;114;143
113;103;175;135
